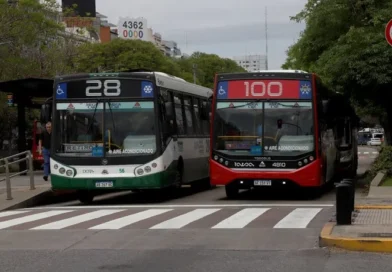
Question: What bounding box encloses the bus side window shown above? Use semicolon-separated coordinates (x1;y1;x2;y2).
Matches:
192;97;202;135
200;99;210;135
183;96;195;136
173;93;185;135
160;89;172;144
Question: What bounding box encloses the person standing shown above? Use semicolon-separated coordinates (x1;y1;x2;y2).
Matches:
38;121;51;181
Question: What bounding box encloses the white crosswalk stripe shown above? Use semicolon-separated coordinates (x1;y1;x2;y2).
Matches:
32;209;126;230
212;208;270;229
90;209;172;230
0;211;29;218
0;210;73;229
273;208;322;229
0;207;330;230
150;209;220;229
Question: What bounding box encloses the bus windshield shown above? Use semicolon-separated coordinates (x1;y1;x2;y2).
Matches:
213;101;314;156
54;101;156;157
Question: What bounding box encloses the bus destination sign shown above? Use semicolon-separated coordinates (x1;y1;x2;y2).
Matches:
215;80;312;100
55;79;154;99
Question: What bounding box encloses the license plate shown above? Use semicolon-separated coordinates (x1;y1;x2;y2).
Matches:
254;180;272;186
95;181;114;188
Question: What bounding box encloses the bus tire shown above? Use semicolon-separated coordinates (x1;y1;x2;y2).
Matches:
78;191;94;204
225;183;239;199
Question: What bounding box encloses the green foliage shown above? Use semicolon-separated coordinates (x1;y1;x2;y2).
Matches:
175;52;247;88
73;39;182;76
0;0;80;80
74;42;246;88
369;146;392;176
282;0;392;142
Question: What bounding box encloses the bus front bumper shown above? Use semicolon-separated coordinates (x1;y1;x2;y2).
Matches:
50;170;176;190
210;159;322;188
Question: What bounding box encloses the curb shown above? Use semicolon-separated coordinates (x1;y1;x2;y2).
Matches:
355;205;392;209
319;222;392;253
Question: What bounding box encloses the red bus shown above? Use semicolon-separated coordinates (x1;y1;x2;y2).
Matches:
209;70;358;198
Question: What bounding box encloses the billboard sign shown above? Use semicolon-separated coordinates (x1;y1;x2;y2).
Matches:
117;17;148;41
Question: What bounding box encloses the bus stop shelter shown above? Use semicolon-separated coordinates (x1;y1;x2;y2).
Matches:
0;78;54;171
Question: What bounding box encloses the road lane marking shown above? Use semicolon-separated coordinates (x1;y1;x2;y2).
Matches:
150;209;220;229
273;208;322;229
212;208;270;229
31;209;125;230
0;211;29;218
89;209;172;229
0;210;73;229
25;204;334;209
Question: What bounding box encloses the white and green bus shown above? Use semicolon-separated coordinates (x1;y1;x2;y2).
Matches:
40;71;213;203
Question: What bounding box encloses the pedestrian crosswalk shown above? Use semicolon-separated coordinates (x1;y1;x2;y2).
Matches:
0;206;333;231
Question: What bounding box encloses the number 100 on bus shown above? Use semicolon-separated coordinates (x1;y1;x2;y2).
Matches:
123;30;143;39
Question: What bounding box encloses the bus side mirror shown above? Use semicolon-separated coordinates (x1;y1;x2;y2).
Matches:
165;102;174;120
200;101;211;120
40;104;51;123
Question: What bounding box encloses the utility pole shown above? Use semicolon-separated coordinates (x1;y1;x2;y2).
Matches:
265;6;269;70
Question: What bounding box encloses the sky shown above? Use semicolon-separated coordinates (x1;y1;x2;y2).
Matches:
58;0;307;69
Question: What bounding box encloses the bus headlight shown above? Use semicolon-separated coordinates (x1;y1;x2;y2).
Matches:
59;167;65;174
66;170;73;176
136;168;144;175
214;155;218;160
54;164;58;170
144;166;151;173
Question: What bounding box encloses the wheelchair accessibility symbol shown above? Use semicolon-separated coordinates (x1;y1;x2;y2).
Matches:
218;85;226;95
57;85;64;95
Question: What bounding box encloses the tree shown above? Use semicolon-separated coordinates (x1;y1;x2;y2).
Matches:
73;39;183;76
0;0;83;150
175;52;246;88
74;42;246;89
282;0;392;143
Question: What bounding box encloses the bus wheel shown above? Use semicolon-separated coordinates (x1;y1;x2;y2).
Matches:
173;168;183;189
78;191;94;204
225;184;239;199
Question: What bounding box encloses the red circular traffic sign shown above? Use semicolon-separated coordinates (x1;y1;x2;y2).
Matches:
385;19;392;46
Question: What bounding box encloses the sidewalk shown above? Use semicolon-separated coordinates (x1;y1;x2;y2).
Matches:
320;172;392;253
0;172;77;211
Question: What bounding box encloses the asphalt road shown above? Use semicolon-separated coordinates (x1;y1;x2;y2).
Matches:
0;146;386;272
